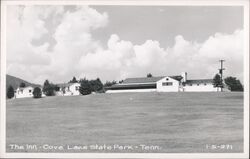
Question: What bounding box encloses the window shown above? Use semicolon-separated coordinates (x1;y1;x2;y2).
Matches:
75;86;79;90
197;84;199;86
162;82;173;86
204;83;207;86
166;78;169;81
21;90;23;94
29;90;32;93
189;84;192;86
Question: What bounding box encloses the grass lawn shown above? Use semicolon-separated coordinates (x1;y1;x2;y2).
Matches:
6;92;243;153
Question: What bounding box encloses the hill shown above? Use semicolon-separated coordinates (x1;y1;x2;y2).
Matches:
6;74;40;90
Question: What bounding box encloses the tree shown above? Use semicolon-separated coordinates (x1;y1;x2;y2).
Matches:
42;80;55;96
19;82;26;87
7;85;14;99
104;80;117;87
119;80;124;84
89;78;103;92
69;76;78;83
147;73;153;78
79;78;91;95
224;76;243;91
54;85;60;91
213;74;222;91
33;87;42;98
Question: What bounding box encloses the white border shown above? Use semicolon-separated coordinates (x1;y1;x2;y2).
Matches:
0;0;249;158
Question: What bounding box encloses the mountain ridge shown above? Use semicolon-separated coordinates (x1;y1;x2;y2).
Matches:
6;74;41;90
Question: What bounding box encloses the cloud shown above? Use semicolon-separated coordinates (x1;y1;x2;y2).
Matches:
6;6;244;85
7;6;108;84
77;30;243;82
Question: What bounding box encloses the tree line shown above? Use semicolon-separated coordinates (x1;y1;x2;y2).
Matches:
6;73;244;99
41;77;112;97
213;74;243;91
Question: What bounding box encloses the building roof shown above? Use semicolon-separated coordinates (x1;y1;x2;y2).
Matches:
122;75;182;84
185;79;213;84
106;83;156;90
170;76;183;81
17;86;34;90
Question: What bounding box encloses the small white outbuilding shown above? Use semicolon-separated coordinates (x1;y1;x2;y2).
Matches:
15;86;34;98
56;83;81;96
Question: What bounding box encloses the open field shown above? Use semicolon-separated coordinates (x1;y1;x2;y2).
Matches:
6;92;243;153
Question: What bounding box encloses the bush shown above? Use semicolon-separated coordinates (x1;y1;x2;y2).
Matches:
147;73;153;77
42;80;55;96
213;74;222;88
104;80;117;87
33;87;42;98
79;79;91;95
7;85;14;99
224;76;243;91
89;78;103;92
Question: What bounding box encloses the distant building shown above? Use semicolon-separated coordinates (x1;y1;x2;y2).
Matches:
15;86;34;98
105;72;223;93
14;86;45;98
55;83;81;96
14;83;81;98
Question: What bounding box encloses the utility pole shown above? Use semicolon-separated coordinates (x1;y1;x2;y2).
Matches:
219;60;225;92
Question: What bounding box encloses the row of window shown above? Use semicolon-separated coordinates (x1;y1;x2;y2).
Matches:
162;82;209;87
16;89;32;94
183;83;207;86
162;82;173;86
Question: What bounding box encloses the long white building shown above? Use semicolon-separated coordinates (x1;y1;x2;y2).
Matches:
105;72;224;93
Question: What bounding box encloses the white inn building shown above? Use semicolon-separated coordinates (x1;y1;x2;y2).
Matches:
105;72;223;93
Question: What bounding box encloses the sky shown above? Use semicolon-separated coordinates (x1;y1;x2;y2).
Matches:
6;5;244;84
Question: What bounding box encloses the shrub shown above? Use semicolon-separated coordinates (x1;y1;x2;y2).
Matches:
224;76;243;91
42;80;55;96
7;85;14;99
79;79;91;95
33;87;42;98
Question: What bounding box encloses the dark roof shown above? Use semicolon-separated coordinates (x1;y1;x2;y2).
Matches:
169;76;183;81
17;86;34;90
185;79;213;84
122;76;165;84
122;75;182;84
106;83;156;90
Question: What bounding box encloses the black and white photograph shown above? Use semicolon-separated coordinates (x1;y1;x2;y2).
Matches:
0;0;249;158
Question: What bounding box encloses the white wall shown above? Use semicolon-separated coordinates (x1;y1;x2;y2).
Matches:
183;83;220;92
156;77;179;92
106;88;156;93
69;83;81;95
15;86;34;98
55;83;81;96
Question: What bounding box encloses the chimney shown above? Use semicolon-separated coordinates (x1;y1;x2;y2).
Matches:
181;72;187;82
